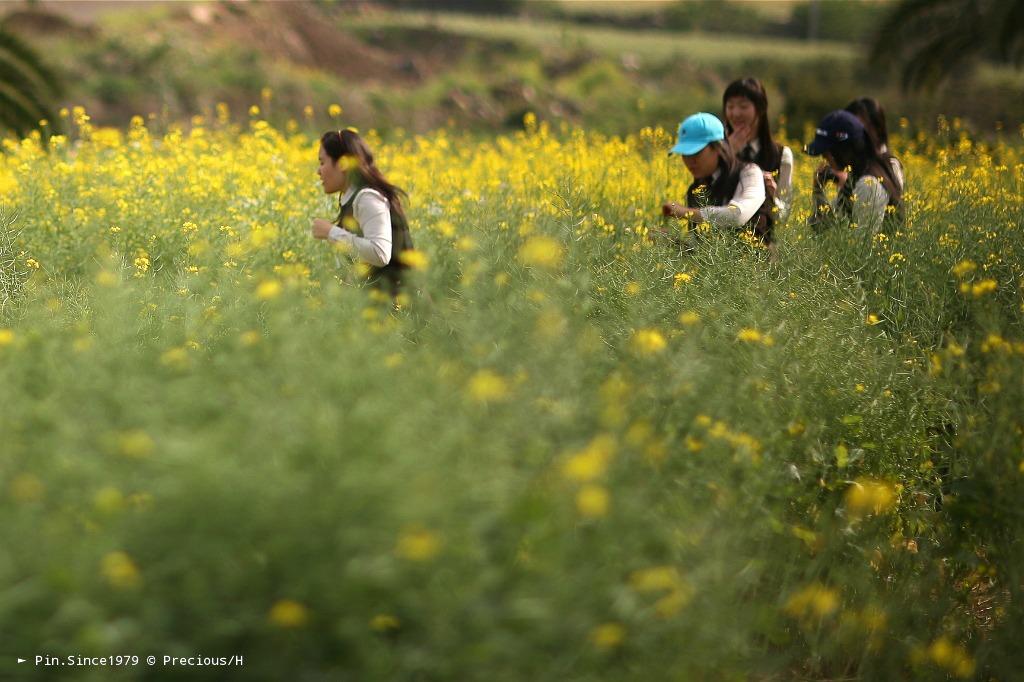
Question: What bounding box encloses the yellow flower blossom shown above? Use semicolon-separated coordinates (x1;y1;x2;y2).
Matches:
395;527;441;561
576;485;610;518
631;328;667;355
846;478;896;516
562;434;616;482
101;551;141;589
268;599;308;628
951;259;976;278
467;369;509;403
94;486;126;514
589;623;625;649
370;614;400;632
398;249;428;270
256;279;282;300
518;235;563;269
737;328;773;346
118;430;154;458
678;311;700;326
784;583;839;618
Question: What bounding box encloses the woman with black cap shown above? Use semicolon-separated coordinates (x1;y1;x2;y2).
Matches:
845;96;905;193
805;110;903;233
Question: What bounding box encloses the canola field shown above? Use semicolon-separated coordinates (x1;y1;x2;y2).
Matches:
1;108;1023;680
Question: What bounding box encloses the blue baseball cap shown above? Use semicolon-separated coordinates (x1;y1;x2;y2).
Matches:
806;110;865;156
669;113;725;156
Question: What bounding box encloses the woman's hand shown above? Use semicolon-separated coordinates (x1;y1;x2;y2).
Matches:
662;202;698;219
728;124;753;152
763;172;777;196
311;218;334;240
813;163;835;189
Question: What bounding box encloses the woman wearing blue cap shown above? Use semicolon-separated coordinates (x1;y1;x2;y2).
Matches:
805;110;903;232
661;112;767;243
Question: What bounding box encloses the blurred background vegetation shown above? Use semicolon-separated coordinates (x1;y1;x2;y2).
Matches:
0;0;1021;138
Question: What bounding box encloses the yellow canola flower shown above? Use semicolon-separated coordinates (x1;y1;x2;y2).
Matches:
398;249;428;270
95;269;118;287
630;328;667;355
951;259;976;278
589;623;625;649
255;279;282;300
630;565;681;593
94;486;126;514
736;328;774;346
101;551;141;589
467;369;509;403
518;235;564;269
240;330;262;346
561;434;617;482
160;347;189;369
784;582;839;618
268;599;309;628
630;566;693;617
845;478;896;516
678;311;700;325
967;278;997;297
0;329;14;346
927;637;976;678
370;614;400;632
576;484;610;518
118;429;154;458
395;527;442;561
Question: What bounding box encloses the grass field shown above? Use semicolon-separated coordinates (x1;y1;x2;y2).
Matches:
1;110;1023;679
346;8;856;64
553;0;803;21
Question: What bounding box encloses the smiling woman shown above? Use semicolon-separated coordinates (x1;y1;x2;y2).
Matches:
312;128;415;296
722;77;793;244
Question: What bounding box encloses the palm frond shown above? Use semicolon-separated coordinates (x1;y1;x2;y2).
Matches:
870;0;1023;90
0;27;62;136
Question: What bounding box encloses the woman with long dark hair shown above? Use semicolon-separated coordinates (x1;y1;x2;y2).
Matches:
806;110;903;232
311;128;414;295
661;113;766;239
845;96;905;192
722;77;793;245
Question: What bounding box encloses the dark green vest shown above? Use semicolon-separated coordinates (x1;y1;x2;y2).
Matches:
338;188;414;296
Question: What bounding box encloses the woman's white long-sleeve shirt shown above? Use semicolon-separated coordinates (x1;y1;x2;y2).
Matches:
812;174;892;233
775;145;794;219
848;175;892;232
698;163;767;229
326;186;393;267
742;140;793;220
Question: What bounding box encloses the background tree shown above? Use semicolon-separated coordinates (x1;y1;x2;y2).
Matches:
872;0;1024;89
0;26;62;136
